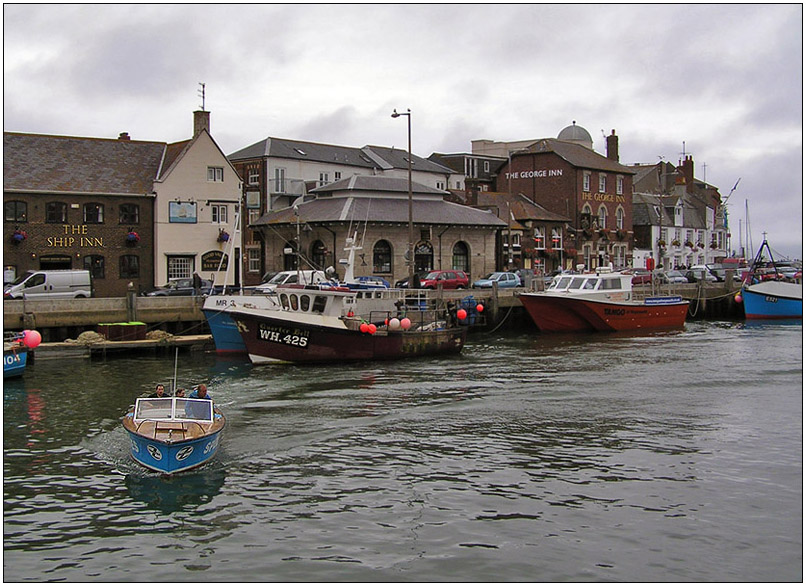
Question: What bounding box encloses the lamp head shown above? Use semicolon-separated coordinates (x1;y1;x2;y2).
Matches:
391;109;400;118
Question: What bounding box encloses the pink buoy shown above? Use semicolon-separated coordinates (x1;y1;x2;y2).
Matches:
23;329;42;349
476;304;484;313
734;293;743;304
400;317;411;330
389;317;401;330
368;323;377;334
457;309;468;320
360;323;369;333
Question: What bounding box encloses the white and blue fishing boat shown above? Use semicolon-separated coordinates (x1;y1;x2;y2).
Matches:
3;340;28;378
740;238;802;320
122;396;225;474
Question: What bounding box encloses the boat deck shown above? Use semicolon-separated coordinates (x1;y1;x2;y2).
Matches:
123;416;224;442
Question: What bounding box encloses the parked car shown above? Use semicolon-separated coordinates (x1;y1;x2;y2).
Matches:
472;272;521;289
352;275;391;288
658;270;688;284
253;270;328;294
684;269;718;283
419;270;469;290
394;271;429;289
621;268;652;285
145;277;213;296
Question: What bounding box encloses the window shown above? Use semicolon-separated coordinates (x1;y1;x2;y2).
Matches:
599;174;607;193
452;241;469;272
247;168;259;185
318;172;329;187
436;181;446;190
311;240;327;269
484;161;490;173
119;203;139;224
373;240;392;273
550;228;562;250
5;201;27;222
534;226;545;249
83;203;104;224
168;256;194;280
616;175;624;195
207;167;224;182
334;171;342;181
274;168;286;193
465;158;478;178
616;207;624;230
46;202;67;223
120;255;140;278
583;172;591;192
83;255;105;279
598;205;607;229
247;246;261;273
212;204;228;224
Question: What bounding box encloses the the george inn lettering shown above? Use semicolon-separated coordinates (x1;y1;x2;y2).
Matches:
46;224;104;247
504;169;563;180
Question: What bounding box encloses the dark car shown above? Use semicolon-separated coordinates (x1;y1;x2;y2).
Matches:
684;269;718;283
419;270;470;290
394;271;429;289
145;277;213;296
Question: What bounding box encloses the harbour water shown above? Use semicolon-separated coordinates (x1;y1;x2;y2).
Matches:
3;320;802;582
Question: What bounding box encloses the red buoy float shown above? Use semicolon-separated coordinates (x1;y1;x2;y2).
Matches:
23;329;42;349
457;309;467;320
476;304;484;313
400;317;411;330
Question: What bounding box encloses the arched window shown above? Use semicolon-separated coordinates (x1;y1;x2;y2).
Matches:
4;201;27;222
83;203;104;224
46;202;67;223
414;241;433;274
120;255;140;278
311;240;327;269
83;255;105;279
598;205;608;230
452;241;469;272
373;240;392;273
616;206;625;230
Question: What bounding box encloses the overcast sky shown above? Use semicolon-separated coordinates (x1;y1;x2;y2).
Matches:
4;4;803;259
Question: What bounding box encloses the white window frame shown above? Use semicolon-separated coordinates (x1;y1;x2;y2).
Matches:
167;256;194;280
550;228;562;250
583;172;591;192
207;167;224;182
616;175;624;195
616;206;624;230
212;204;228;224
534;226;546;249
599;173;607;193
247;168;259;185
598;205;608;229
247;246;261;273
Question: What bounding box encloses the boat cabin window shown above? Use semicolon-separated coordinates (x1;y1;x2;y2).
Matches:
289;294;299;311
600;278;621;290
570;277;587;289
300;294;311;312
312;295;327;314
135;398;173;420
280;293;289;309
176;398;213;422
583;279;596;290
552;276;573;290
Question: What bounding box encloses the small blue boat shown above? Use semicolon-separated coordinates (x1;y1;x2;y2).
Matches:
741;238;802;320
122;397;225;474
3;343;28;378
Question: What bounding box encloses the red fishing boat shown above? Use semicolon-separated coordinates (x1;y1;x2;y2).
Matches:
519;268;689;333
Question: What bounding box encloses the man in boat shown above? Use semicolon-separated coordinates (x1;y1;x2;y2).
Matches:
147;384;166;398
188;384;211;401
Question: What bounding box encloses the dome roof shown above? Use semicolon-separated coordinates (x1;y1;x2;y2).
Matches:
557;121;593;149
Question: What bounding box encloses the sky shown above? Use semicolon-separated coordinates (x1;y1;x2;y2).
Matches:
4;3;803;260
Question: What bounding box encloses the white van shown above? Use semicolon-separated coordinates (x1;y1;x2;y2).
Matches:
253;270;328;294
3;270;92;299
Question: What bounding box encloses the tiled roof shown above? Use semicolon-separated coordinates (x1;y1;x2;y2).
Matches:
253;176;506;228
228;137;454;175
4;132;165;195
523;138;636;174
476;191;570;223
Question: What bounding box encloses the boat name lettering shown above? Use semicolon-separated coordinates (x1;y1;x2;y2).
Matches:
765;296;778;304
258;323;309;348
4;354;21;366
604;308;626;316
204;437;218;455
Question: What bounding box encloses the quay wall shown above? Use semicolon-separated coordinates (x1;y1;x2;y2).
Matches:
3;281;743;342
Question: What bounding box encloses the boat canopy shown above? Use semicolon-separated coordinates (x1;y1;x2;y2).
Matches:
133;397;214;423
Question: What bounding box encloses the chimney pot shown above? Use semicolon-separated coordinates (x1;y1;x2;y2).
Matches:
193;110;210;137
118;132;130;141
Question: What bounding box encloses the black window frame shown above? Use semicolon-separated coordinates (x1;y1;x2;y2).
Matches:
4;201;27;222
46;201;68;223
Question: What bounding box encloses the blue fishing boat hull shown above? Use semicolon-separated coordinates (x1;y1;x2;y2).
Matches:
742;282;802;319
3;348;28;378
125;426;223;474
203;308;247;354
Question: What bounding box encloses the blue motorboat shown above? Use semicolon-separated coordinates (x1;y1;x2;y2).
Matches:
122;397;225;474
740;238;802;319
3;343;28;378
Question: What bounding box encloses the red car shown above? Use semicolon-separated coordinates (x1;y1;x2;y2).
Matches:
621;268;652;285
419;270;469;289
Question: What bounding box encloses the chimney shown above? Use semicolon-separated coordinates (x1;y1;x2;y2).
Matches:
193;110;210;138
606;129;619;162
118;132;131;141
680;155;695;192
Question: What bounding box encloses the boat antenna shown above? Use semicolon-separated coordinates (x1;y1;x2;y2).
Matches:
172;347;179;395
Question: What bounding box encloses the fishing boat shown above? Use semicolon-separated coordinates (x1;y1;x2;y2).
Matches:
3;330;41;378
230;284;466;364
519;266;689;333
122;396;225;474
739;238;802;319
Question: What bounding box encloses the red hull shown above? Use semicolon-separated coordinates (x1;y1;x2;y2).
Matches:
232;311;466;364
519;293;689;333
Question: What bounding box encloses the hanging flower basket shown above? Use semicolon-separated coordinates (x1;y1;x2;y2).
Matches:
671;239;681;247
616;229;627;240
564;247;577;256
710;242;718;250
582;228;593;238
11;229;27;244
697;241;704;249
685;240;695;249
599;228;610;239
125;231;140;246
657;239;666;247
218;230;230;243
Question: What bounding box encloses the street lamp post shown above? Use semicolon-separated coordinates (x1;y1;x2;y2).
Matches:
391;108;414;285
